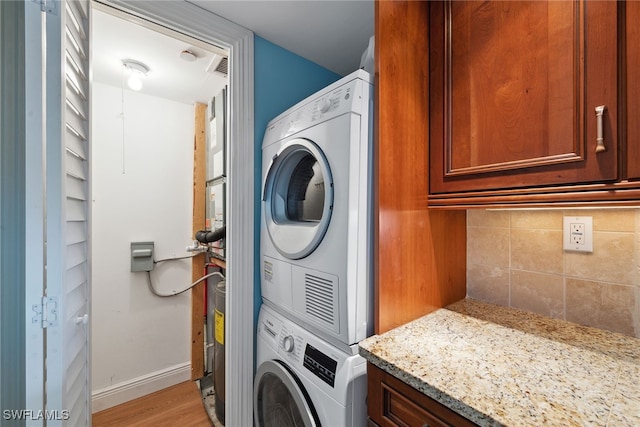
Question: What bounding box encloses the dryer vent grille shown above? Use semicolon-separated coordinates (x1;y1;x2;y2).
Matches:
304;274;335;326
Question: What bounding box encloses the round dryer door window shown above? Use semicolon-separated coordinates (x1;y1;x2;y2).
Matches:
254;360;319;427
263;138;333;259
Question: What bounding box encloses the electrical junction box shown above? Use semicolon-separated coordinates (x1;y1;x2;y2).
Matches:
130;241;154;272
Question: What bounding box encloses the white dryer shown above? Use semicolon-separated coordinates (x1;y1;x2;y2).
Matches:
254;305;367;427
260;70;373;349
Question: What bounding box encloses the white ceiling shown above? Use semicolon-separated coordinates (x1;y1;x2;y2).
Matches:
92;1;374;105
190;0;375;76
92;7;229;105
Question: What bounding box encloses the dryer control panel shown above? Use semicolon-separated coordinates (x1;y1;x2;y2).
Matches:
262;71;372;147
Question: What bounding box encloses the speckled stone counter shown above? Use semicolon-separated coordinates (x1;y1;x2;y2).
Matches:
359;299;640;427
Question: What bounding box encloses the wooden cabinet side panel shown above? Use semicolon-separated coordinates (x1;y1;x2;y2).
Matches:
367;363;386;424
375;0;466;334
627;1;640;179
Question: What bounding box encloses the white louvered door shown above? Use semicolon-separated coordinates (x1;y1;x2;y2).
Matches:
44;0;92;425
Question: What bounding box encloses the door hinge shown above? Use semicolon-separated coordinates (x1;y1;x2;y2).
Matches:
32;296;59;328
33;0;58;15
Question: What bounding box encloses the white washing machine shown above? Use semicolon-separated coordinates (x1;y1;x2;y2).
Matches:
260;70;373;349
254;305;367;427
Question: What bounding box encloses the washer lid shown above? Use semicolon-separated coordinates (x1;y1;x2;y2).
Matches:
254;360;319;427
262;138;333;260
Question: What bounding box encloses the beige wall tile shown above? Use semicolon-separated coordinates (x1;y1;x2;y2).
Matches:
511;229;563;274
565;232;637;286
511;210;563;230
465;208;640;337
467;227;510;267
564;209;636;232
467;264;510;306
467;209;510;228
510;270;564;318
566;279;638;337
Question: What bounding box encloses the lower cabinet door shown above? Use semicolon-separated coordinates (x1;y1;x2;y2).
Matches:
367;363;477;427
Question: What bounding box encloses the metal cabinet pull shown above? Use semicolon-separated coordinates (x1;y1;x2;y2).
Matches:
595;105;607;153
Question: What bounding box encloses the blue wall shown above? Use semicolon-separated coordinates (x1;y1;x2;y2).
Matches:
253;36;340;327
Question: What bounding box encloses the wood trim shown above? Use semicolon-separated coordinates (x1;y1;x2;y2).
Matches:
375;0;466;334
428;180;640;208
208;257;226;270
191;102;207;380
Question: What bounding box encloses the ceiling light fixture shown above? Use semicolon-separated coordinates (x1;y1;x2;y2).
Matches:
122;59;149;91
179;50;197;62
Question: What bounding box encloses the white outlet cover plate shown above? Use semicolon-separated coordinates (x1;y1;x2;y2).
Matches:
563;216;593;252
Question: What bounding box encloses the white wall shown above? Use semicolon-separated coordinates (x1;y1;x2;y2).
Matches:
91;82;195;411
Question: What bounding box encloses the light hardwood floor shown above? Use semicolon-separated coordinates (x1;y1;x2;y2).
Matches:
92;381;213;427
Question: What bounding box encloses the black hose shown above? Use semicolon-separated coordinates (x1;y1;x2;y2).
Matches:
195;226;226;244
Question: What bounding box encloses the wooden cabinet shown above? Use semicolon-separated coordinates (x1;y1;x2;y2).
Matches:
374;1;467;333
367;363;477;427
627;1;640;180
428;1;640;207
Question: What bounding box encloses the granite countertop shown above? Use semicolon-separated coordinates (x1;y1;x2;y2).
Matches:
358;299;640;427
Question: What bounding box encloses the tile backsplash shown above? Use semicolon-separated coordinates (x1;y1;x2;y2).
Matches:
467;209;640;338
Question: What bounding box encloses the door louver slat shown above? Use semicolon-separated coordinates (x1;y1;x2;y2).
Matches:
65;129;87;160
61;2;90;421
64;16;87;60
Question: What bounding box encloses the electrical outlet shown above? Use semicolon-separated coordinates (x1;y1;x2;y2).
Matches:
563;216;593;253
571;223;585;245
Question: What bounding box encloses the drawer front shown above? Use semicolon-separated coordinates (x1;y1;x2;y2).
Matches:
381;382;452;427
368;363;477;427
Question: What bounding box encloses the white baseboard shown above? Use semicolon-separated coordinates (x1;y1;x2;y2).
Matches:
91;362;192;413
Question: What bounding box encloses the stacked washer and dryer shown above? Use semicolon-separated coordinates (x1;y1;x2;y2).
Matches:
255;69;374;427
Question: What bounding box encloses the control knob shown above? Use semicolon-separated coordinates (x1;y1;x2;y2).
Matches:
283;335;295;353
318;98;332;113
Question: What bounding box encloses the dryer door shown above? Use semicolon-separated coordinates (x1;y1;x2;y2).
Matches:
262;138;333;260
254;360;319;427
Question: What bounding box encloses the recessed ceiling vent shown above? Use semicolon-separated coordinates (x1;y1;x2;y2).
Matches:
206;54;228;78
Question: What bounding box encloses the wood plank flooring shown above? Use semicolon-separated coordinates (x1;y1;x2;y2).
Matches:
92;381;212;427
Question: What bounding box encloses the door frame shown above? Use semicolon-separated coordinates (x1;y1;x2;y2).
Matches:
96;1;255;425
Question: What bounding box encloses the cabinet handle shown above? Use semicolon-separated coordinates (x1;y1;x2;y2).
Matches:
595;105;607;153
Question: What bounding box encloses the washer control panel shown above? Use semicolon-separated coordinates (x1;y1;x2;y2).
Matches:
280;325;304;361
303;344;337;387
282;335;295;352
258;305;366;399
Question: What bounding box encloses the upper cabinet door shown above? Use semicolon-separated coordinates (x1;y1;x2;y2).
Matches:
627;1;640;181
429;1;618;195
